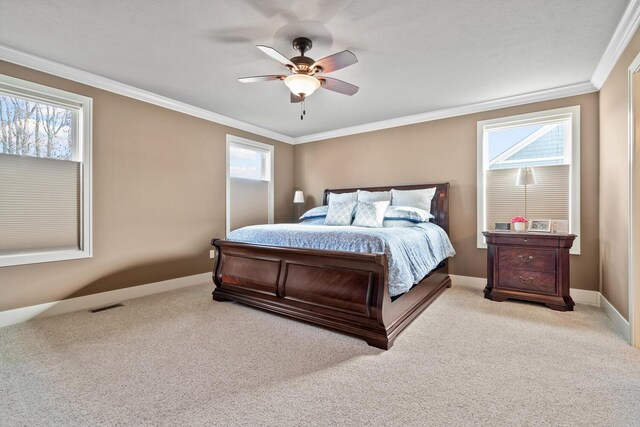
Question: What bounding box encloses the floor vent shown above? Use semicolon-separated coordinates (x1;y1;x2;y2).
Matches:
89;303;124;313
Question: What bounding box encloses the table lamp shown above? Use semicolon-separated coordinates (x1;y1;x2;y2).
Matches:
515;167;536;219
293;190;305;220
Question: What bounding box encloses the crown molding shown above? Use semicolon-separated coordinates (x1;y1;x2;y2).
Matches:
0;44;295;145
291;82;597;144
1;7;627;148
591;0;640;89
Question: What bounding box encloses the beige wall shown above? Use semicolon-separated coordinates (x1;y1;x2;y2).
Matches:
0;61;294;312
599;29;640;320
4;41;629;312
294;94;600;291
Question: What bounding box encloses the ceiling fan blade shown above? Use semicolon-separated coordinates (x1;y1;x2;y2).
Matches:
312;50;357;73
290;93;304;103
238;75;285;83
256;45;296;69
319;77;359;96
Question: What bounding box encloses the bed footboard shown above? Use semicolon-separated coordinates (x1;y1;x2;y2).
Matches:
211;239;450;349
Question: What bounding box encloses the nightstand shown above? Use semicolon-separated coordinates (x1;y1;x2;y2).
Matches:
483;231;576;311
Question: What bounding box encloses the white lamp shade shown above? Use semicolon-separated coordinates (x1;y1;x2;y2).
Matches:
284;74;321;97
293;190;305;204
515;167;536;186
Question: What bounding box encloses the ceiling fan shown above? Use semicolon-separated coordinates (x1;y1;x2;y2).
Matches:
239;37;359;118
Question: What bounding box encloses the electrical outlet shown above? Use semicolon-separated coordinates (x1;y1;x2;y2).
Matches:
209;250;216;259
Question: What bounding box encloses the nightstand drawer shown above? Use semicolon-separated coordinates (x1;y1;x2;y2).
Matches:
497;269;557;295
498;248;556;272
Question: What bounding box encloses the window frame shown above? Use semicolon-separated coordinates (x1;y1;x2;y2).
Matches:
0;74;93;267
225;134;274;235
476;106;581;254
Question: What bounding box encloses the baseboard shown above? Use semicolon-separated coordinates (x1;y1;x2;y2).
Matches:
0;272;211;329
450;274;486;289
568;288;600;306
600;294;631;342
449;274;599;306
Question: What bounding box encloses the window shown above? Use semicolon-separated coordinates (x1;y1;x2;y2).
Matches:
226;135;274;234
228;143;271;181
0;74;92;267
477;106;580;254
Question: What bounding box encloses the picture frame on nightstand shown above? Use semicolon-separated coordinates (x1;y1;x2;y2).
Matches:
529;219;551;232
494;222;511;231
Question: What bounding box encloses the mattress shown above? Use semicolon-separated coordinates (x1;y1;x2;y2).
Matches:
225;222;456;297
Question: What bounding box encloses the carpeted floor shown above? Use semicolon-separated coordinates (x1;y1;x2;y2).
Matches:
1;277;640;426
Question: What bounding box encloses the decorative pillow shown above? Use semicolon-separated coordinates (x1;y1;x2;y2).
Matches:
385;205;434;223
328;191;357;203
391;187;437;212
357;190;391;203
299;205;329;220
325;201;357;226
353;201;390;228
383;219;417;228
299;217;326;225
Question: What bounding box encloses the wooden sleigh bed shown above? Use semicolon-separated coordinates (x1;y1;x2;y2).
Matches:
210;183;452;350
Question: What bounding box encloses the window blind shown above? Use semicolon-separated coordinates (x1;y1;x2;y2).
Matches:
485;164;569;229
0;154;81;254
229;177;269;232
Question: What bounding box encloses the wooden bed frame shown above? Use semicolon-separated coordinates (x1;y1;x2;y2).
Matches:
210;183;451;350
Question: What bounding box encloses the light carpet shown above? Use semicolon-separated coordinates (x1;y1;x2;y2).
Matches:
1;277;640;426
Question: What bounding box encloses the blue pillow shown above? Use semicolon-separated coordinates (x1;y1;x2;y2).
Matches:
383;219;417;228
299;205;329;220
299;217;326;225
384;206;434;223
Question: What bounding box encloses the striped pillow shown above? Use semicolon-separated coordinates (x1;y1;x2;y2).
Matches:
391;187;436;212
357;190;391;203
328;191;357;203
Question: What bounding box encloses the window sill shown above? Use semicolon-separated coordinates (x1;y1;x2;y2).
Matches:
0;249;92;268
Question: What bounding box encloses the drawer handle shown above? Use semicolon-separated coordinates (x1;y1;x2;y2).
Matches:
518;255;534;263
519;276;533;284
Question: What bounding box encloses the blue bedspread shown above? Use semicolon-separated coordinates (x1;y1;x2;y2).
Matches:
226;223;456;297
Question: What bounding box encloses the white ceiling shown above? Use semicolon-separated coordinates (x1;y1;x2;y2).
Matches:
0;0;630;138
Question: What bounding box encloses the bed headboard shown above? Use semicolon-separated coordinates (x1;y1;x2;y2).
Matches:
322;183;450;234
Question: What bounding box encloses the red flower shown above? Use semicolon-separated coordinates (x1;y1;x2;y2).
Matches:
511;216;529;223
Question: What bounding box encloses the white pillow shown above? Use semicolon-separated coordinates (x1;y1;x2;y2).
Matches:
325;201;357;226
353;201;390;228
391;188;436;212
328;191;357;203
357;190;391;203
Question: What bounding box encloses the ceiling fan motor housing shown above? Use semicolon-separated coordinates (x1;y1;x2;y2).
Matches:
292;37;313;55
291;56;315;72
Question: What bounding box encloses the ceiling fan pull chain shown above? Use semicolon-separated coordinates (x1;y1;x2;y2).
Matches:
300;98;306;120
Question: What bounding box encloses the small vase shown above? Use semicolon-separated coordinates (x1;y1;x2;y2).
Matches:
513;222;526;232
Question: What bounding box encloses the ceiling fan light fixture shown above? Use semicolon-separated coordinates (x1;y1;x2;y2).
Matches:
284;74;320;97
